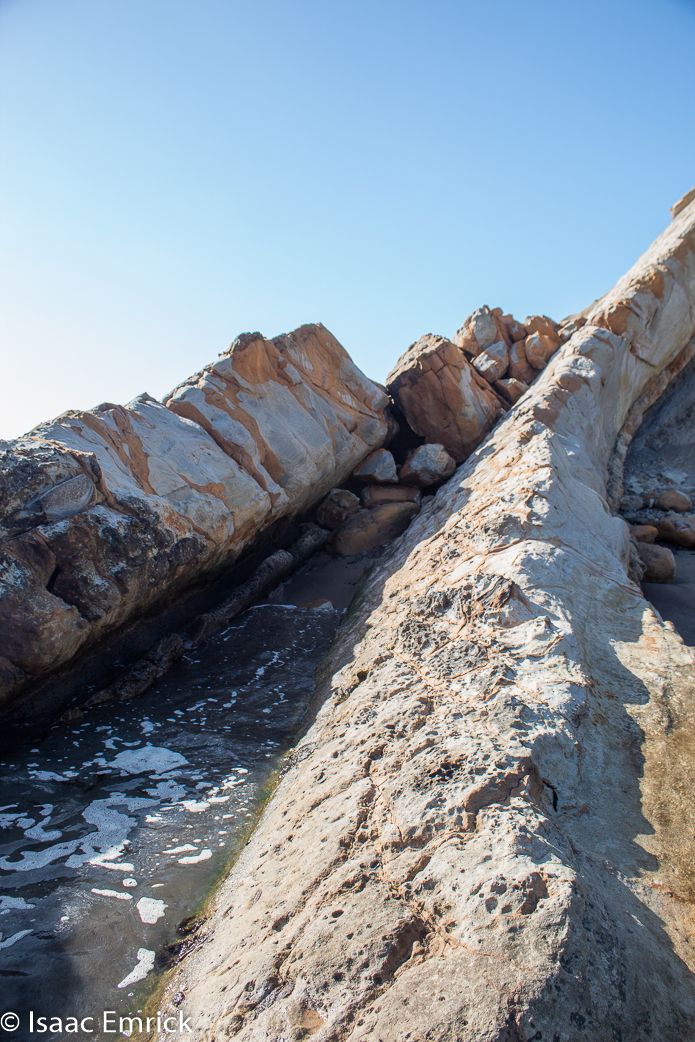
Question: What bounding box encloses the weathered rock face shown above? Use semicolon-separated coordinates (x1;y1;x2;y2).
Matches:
0;323;391;722
165;193;695;1039
386;334;502;461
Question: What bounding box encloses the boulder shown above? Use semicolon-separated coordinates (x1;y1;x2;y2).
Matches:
472;341;509;383
0;323;391;724
386;335;502;462
453;306;510;356
620;493;644;511
494;378;528;405
352;448;398;484
655;515;695;547
637;542;676;583
656;489;692;512
629;523;658;543
504;315;527;342
331;502;419;556
524;314;561;341
398;443;456;487
525;331;560;370
508;339;537;384
315;488;360;529
360;485;421;508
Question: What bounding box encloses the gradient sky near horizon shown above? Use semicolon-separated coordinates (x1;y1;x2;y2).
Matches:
1;0;694;439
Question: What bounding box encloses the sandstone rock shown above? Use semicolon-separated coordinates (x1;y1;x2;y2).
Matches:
352;448;398;484
398;443;456;487
331;501;419;555
453;306;510;356
637;542;676;583
472;341;509;383
656;488;692;512
315;488;360;529
360;485;421;508
168;194;695;1040
629;523;658;543
386;335;501;462
524;314;561;341
465;306;499;350
0;323;391;723
671;184;695;219
494;377;528;405
504;315;527;342
655;515;695;548
525;331;560;369
508;338;537;384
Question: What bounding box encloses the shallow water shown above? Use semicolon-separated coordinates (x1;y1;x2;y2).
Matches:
0;602;340;1040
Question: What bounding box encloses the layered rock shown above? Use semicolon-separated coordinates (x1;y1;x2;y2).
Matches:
0;324;391;722
164;193;695;1038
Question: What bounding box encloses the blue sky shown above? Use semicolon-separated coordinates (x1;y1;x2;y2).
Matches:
1;0;694;439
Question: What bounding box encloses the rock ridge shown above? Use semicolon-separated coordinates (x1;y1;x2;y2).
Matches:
161;191;695;1039
0;324;391;724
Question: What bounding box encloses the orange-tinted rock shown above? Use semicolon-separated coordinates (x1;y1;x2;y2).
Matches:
671;185;695;219
331;502;419;556
352;448;398;484
315;488;360;529
508;339;537;384
637;542;676;582
504;316;527;342
386;335;501;462
524;315;561;341
525;332;560;370
0;323;391;722
453;306;510;356
398;444;456;487
629;524;658;543
361;485;421;508
494;378;528;405
472;342;509;384
656;489;692;512
655;515;695;548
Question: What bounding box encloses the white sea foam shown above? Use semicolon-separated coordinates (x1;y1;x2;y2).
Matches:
136;897;167;923
0;896;35;911
117;948;155;989
0;929;32;950
178;848;212;865
110;745;188;775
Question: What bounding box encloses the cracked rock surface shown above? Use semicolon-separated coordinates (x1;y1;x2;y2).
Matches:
163;194;695;1039
0;324;389;722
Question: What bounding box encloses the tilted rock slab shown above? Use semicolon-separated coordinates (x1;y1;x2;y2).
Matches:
167;196;695;1040
0;324;390;719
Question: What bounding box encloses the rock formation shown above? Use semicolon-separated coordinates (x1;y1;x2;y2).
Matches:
0;324;391;723
160;191;695;1039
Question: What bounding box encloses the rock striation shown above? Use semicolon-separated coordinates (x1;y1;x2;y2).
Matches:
163;192;695;1039
0;324;391;723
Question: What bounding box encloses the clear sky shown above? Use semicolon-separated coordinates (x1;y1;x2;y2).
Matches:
1;0;694;440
